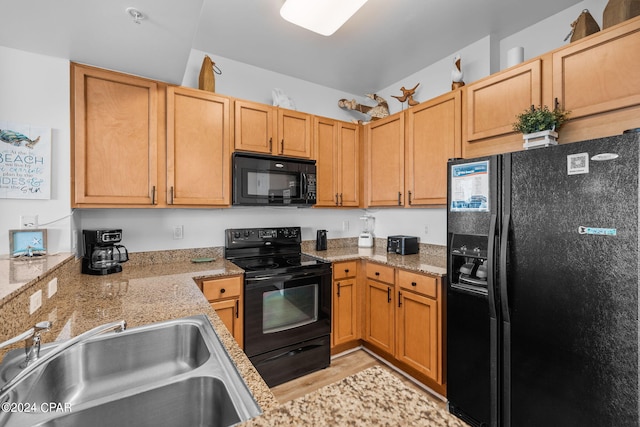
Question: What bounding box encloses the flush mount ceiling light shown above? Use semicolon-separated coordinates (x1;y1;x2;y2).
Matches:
126;7;145;24
280;0;369;36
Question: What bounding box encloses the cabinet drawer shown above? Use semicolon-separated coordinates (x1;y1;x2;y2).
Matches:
398;269;437;299
366;262;395;284
334;261;357;279
202;276;242;301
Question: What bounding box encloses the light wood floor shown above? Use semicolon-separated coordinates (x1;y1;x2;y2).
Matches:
270;348;447;410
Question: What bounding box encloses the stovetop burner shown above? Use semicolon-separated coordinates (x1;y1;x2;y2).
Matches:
224;227;330;278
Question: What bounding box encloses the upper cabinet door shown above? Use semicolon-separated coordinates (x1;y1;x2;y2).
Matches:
405;91;461;206
337;122;360;207
234;100;275;154
553;18;640;142
166;87;231;206
72;64;158;207
463;58;548;158
314;117;339;207
277;108;313;158
366;114;405;207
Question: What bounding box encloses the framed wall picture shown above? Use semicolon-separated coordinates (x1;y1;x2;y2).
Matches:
9;229;47;257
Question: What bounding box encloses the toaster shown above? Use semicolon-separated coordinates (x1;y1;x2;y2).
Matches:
387;235;419;255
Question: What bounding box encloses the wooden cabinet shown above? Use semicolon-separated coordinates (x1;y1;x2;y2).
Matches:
314;117;360;207
462;57;550;158
332;261;359;347
396;269;441;383
364;263;395;355
234;99;312;158
200;275;243;348
405;91;462;206
72;63;232;208
552;16;640;143
71;63;159;207
166;86;231;206
365;113;405;207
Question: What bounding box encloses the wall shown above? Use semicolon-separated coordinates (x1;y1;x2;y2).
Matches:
0;46;72;256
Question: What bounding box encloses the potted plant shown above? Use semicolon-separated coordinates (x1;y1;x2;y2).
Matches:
513;105;570;149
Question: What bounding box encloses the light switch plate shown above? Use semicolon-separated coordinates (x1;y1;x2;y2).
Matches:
30;290;42;314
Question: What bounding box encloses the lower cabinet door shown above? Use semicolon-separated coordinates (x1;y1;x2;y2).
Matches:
396;290;439;382
364;280;394;355
333;278;358;346
211;298;243;348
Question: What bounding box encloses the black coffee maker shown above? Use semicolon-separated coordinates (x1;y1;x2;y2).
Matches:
82;229;129;275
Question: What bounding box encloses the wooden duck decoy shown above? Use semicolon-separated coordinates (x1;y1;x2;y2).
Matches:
391;83;420;106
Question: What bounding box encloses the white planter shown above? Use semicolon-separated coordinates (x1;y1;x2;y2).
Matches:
523;130;558;150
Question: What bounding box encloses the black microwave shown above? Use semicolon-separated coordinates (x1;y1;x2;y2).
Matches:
232;152;316;206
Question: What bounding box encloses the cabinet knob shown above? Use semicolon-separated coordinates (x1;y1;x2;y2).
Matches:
411;281;417;287
220;288;226;294
345;269;349;273
375;272;380;276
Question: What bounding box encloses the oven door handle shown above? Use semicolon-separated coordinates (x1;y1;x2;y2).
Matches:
246;268;331;284
257;343;326;364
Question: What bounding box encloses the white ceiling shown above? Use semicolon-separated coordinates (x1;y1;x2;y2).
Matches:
0;0;582;94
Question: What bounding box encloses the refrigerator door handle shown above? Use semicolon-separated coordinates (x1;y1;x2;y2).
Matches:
487;213;498;319
500;213;511;323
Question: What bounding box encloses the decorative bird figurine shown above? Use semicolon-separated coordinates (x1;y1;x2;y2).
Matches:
391;83;420;107
451;54;465;90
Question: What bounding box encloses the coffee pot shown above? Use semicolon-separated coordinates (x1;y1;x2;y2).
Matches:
81;229;129;275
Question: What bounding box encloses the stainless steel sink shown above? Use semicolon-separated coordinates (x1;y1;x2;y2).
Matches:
0;315;261;427
40;377;242;427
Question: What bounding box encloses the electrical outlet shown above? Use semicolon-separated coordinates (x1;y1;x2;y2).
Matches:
424;225;429;234
173;225;184;239
342;220;349;231
20;214;39;228
30;290;42;314
48;277;58;298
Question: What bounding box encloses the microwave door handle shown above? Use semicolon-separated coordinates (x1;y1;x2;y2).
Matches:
301;173;308;196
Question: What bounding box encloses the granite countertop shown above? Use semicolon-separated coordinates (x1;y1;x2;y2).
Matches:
303;245;447;277
0;244;463;426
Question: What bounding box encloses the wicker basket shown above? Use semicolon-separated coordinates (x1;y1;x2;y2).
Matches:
603;0;640;29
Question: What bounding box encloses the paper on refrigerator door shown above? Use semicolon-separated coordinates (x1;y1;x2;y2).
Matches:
450;161;490;212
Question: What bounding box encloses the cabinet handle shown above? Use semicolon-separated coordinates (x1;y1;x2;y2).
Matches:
345;269;349;274
411;281;417;287
375;271;380;276
220;288;226;294
398;192;402;206
151;186;156;205
408;191;412;205
235;300;239;318
387;287;391;303
269;137;273;151
339;193;343;206
554;97;560;110
335;193;339;206
170;186;174;204
280;139;284;154
398;291;402;307
337;282;341;297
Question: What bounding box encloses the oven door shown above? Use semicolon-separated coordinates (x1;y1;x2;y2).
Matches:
244;266;331;357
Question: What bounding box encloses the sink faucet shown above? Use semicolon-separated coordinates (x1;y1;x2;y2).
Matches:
0;321;51;368
0;320;126;400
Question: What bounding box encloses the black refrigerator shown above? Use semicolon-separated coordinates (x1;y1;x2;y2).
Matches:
446;132;640;427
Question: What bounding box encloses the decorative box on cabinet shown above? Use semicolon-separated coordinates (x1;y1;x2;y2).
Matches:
314;117;361;207
200;275;244;348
